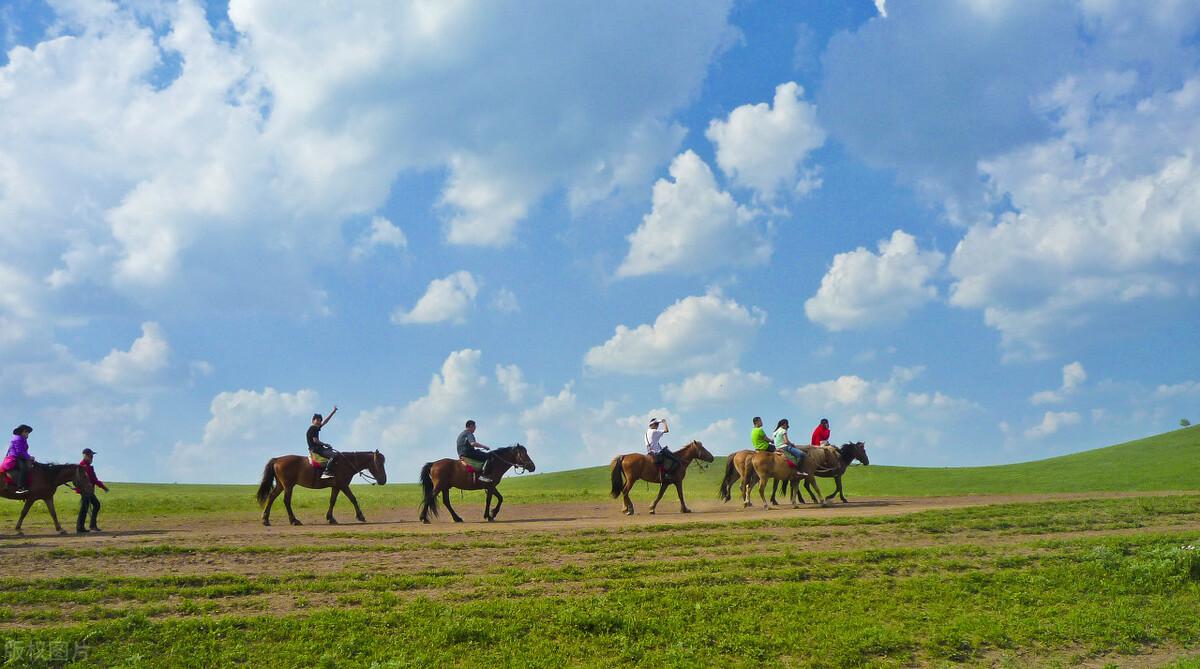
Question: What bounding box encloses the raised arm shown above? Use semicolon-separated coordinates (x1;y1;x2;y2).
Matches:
321;406;339;428
660;419;669;434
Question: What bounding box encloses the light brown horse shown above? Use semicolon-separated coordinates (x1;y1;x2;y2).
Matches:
718;449;806;506
609;440;714;516
1;463;93;534
742;451;816;509
418;445;536;524
256;450;387;526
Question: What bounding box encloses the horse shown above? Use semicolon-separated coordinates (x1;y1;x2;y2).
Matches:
742;451;818;509
609;440;714;516
256;450;387;526
792;441;869;503
0;463;93;534
418;445;536;524
718;449;806;506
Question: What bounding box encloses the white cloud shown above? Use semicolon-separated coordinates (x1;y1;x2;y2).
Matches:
495;364;531;404
1155;381;1200;398
705;81;825;200
86;322;170;387
1024;410;1081;439
949;76;1200;358
167;387;319;482
490;288;520;314
661;369;770;409
874;0;888;19
1030;361;1087;405
805;230;944;331
350;216;407;260
392;271;479;325
616;151;768;278
786;366;976;457
585;290;766;375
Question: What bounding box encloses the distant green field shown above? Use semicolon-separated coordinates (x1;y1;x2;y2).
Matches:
2;426;1197;522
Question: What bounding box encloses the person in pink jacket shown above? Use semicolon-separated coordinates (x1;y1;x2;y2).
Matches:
2;425;35;494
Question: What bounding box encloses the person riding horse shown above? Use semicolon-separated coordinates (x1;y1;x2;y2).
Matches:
2;425;36;495
645;418;681;481
457;420;494;484
750;416;774;453
773;419;807;466
307;406;339;479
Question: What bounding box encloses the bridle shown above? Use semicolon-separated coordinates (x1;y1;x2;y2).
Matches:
355;451;383;485
488;446;531;475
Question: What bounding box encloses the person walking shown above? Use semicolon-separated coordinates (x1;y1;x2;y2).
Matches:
75;448;109;534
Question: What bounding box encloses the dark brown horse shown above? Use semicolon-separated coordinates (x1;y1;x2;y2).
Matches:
418;445;536;524
794;441;869;503
1;463;93;534
256;450;387;526
609;440;714;515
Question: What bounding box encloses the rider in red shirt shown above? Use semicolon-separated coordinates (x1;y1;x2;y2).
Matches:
811;418;831;446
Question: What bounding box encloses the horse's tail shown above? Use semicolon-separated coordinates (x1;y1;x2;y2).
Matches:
609;456;626;498
417;462;438;519
255;458;277;508
718;456;739;502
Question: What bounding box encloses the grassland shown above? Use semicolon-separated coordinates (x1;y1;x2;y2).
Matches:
1;428;1198;667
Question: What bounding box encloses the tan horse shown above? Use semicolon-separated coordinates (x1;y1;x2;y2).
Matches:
1;463;93;534
718;449;802;505
609;440;714;516
418;445;536;524
744;450;823;509
256;450;387;526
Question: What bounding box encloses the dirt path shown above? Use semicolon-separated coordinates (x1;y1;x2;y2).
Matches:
2;489;1191;551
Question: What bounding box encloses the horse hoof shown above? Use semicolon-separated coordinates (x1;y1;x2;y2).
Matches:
681;508;692;514
327;519;338;525
648;510;656;515
421;518;430;525
486;516;494;522
262;520;270;527
291;520;303;526
453;518;463;523
357;516;366;523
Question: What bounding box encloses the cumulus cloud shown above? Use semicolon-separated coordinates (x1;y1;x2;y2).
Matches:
804;230;944;331
786;366;976;457
392;271;479;325
1155;381;1200;399
350;216;407;260
168;387;319;482
950;75;1200;358
585;291;766;375
705;81;825;200
661;369;770;409
1030;361;1087;405
86;322;170;387
616;151;768;278
495;364;531;404
1024;410;1081;439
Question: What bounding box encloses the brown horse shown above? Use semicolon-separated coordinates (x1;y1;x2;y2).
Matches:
718;449;806;506
609;440;714;516
256;450;387;526
792;442;869;503
742;451;818;509
1;463;93;534
418;445;536;524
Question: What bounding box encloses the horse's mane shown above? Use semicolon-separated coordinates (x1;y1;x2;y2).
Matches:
35;462;75;476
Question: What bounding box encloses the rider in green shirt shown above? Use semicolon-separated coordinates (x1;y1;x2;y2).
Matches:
750;417;774;452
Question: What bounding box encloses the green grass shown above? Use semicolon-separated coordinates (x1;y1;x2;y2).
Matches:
2;495;1200;667
2;426;1197;522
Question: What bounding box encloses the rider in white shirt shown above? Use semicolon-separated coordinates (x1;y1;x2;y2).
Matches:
645;418;681;481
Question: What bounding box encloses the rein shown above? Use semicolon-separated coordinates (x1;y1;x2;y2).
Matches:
347;451;380;484
489;447;529;475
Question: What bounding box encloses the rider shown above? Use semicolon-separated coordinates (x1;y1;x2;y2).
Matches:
457;420;493;484
645;418;681;481
773;419;806;465
307;406;339;479
750;417;774;452
3;425;35;495
811;418;832;448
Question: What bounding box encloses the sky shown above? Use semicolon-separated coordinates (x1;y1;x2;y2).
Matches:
0;0;1198;483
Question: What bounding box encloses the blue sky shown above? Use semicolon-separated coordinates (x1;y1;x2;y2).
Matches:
1;0;1198;483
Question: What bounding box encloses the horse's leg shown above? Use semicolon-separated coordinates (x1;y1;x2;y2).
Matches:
808;476;827;506
483;488;493;521
835;474;847;503
442;487;463;523
648;481;669;515
490;489;504;520
326;487;340;524
45;497;65;534
758;477;770;510
14;499;34;533
770;479;780;506
341;485;366;522
284;484;302;525
675;481;690;513
621;466;636;515
262;484;283;526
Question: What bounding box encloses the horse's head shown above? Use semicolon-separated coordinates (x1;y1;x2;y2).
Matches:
512;444;536;472
851;441;868;466
369;449;388;485
690;440;715;463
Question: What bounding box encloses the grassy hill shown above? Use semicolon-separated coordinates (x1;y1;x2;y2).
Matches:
2;426;1197;522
